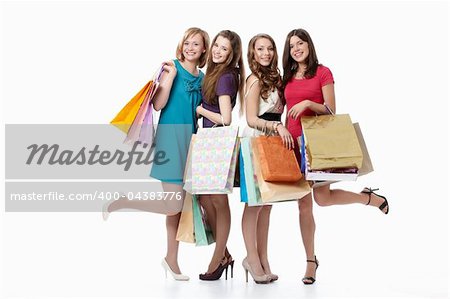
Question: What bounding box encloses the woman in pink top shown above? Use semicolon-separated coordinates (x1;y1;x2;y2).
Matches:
282;28;389;285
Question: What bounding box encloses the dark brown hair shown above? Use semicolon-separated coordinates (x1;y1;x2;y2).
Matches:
281;28;319;90
247;34;282;102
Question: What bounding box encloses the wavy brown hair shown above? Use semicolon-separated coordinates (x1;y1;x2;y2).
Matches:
281;28;319;90
247;34;282;103
202;30;245;113
176;27;210;68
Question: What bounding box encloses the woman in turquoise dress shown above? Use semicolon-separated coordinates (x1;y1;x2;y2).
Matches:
104;27;210;281
150;58;204;184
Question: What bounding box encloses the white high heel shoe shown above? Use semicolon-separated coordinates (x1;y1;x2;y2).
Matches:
102;195;128;221
161;258;189;281
102;200;112;221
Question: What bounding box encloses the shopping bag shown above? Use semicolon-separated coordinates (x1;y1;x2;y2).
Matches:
111;64;164;143
299;122;374;185
123;85;155;145
301;114;363;170
251;138;311;203
124;66;163;145
240;137;263;206
255;136;302;182
183;134;195;193
192;194;215;246
137;97;155;144
175;192;195;243
353;123;373;176
110;81;152;133
191;126;239;194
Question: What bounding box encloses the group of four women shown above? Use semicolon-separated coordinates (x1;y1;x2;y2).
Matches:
105;27;389;285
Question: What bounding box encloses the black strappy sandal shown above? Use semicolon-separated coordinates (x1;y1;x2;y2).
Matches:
302;255;319;285
362;187;389;214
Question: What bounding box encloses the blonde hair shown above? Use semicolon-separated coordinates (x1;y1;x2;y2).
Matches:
176;27;210;68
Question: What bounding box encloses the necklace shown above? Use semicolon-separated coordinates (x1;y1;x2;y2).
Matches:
295;65;307;79
295;71;305;79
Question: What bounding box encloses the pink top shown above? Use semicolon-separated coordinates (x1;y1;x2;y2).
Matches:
284;65;334;139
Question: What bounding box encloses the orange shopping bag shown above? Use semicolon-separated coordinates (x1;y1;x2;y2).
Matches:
255;136;302;182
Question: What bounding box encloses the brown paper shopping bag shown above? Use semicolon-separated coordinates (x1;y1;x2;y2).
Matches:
306;122;374;188
301;114;363;170
353;122;374;176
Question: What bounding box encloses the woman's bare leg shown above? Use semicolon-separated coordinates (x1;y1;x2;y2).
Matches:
206;194;231;273
257;205;274;276
313;185;388;213
298;194;317;282
242;205;266;276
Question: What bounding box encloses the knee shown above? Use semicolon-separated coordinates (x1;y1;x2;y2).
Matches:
261;205;272;213
211;197;229;209
312;192;330;207
166;210;181;217
245;205;262;212
298;197;312;213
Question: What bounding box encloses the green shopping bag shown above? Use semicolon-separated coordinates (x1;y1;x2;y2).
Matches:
192;194;215;246
240;138;263;206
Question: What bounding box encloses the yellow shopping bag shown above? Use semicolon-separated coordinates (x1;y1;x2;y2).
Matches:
176;192;195;244
110;80;153;133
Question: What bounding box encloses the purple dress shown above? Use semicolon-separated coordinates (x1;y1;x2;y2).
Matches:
201;71;238;128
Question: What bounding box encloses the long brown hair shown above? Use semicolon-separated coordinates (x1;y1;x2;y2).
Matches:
281;28;319;90
247;33;282;103
202;30;245;113
176;27;210;68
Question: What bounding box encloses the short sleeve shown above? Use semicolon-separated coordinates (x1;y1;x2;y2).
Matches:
216;73;237;97
319;66;334;87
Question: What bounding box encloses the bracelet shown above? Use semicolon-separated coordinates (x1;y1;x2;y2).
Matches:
258;118;263;131
273;121;282;134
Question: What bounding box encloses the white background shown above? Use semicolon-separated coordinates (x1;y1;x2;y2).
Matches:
1;0;449;298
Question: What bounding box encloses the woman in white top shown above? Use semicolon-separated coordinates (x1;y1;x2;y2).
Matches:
240;34;294;284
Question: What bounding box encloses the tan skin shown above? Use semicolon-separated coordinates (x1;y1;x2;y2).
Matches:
288;35;388;283
195;35;233;274
107;33;207;276
244;76;280;280
242;36;294;282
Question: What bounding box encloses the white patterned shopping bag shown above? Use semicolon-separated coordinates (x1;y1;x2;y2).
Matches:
191;126;239;194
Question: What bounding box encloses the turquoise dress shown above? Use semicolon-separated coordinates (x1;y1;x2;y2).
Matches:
150;60;204;185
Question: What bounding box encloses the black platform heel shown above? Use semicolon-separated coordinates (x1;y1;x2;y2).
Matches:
199;257;228;281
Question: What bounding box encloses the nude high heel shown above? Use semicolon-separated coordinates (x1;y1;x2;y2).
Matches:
242;258;271;284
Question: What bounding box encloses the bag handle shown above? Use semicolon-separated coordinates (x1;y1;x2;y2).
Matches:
212;114;225;128
323;103;335;115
